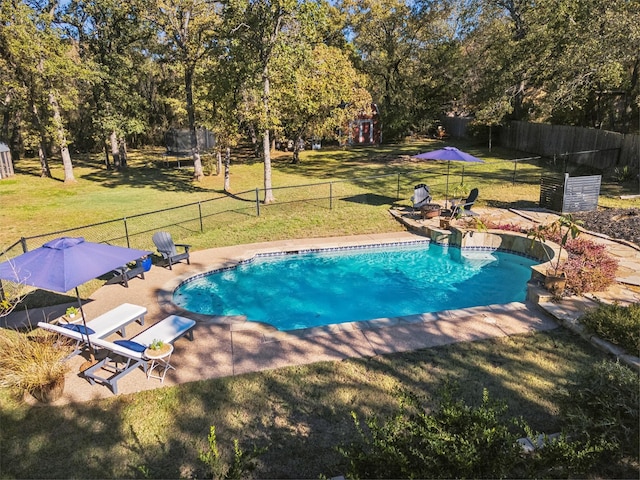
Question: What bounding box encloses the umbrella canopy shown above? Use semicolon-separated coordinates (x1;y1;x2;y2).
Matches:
412;146;484;207
413;146;483;163
0;237;151;293
0;237;151;354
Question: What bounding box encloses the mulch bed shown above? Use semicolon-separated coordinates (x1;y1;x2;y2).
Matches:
572;208;640;246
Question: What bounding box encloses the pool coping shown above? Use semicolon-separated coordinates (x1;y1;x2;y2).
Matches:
158;232;547;339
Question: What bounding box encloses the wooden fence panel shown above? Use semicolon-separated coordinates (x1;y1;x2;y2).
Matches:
501;121;638;170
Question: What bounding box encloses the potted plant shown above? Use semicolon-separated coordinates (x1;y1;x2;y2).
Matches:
0;329;70;403
148;338;171;356
527;214;582;294
65;306;80;319
439;216;452;229
451;183;470;203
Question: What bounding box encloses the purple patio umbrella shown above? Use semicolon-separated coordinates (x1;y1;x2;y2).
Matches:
0;237;151;352
413;146;484;208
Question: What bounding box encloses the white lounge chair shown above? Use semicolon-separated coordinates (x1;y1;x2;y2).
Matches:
411;183;432;209
83;315;196;394
37;303;147;357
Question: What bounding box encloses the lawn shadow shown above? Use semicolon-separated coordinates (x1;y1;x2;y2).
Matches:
340;193;397;206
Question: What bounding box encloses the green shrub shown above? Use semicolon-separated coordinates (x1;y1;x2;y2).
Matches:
518;430;614;479
340;384;522;479
580;302;640;355
559;360;639;463
613;165;637;183
199;425;265;480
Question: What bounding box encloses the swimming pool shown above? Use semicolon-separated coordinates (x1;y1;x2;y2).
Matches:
173;242;538;331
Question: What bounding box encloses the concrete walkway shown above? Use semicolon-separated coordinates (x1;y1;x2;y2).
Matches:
4;208;640;404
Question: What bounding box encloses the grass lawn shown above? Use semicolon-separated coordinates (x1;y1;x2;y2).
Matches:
1;138;638;478
0;329;611;478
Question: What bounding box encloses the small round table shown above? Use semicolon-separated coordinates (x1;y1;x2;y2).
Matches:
145;344;175;383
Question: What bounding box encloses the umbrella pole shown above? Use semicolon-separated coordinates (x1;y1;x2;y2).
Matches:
445;161;450;209
75;288;97;371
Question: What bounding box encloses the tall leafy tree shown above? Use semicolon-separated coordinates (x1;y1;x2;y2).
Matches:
273;43;372;162
226;0;302;204
149;0;223;181
341;0;460;139
63;0;153;169
0;0;90;182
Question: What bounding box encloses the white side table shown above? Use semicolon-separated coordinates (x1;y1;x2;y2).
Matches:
145;344;175;383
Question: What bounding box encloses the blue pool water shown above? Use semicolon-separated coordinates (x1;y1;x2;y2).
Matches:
173;243;537;331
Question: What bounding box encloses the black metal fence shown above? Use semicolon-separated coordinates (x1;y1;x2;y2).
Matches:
0;148;621;262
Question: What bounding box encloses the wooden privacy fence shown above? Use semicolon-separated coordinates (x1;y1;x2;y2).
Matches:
502;121;639;170
441;117;639;170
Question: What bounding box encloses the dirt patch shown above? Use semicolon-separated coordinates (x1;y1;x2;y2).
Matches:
572;208;640;246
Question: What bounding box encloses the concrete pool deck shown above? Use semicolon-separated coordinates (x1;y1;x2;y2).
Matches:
4;207;640;404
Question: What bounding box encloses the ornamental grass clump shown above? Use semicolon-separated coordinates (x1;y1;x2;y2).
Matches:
0;329;70;398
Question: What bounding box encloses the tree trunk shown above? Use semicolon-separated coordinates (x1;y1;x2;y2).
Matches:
110;130;120;169
262;69;275;204
104;144;111;170
119;137;127;168
31;102;51;178
224;147;230;192
37;144;49;178
48;91;74;183
185;66;204;181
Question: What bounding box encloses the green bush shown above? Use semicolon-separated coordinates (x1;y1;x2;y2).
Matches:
199;425;265;480
559;360;639;463
340;384;522;479
518;430;613;479
580;302;640;355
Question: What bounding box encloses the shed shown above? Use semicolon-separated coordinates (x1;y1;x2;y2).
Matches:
0;143;14;179
341;104;382;146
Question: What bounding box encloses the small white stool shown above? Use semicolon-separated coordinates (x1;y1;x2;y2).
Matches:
145;344;175;383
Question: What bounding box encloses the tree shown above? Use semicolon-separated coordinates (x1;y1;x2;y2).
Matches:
63;0;153;169
340;0;461;139
150;0;223;181
459;0;640;130
273;43;372;162
0;0;89;181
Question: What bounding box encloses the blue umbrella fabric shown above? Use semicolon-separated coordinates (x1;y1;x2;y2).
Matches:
413;146;483;163
413;146;484;207
0;237;151;356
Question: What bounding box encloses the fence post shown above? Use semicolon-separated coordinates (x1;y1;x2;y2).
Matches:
330;183;333;209
255;188;260;216
20;237;27;253
123;217;130;248
512;160;517;185
198;202;203;232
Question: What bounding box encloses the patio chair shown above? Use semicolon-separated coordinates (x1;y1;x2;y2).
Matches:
152;231;191;270
449;187;479;218
411;184;432;209
83;314;196;394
